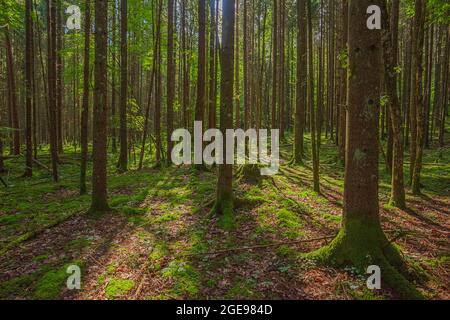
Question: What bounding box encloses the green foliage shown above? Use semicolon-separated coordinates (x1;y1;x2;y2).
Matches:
0;0;23;29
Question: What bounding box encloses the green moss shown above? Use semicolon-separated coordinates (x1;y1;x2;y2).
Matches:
276;208;303;239
306;217;423;300
321;213;342;223
106;262;118;274
97;274;106;285
0;273;37;299
154;212;180;223
276;245;297;258
32;254;50;263
105;278;135;299
34;268;67;300
161;260;200;298
65;237;92;251
425;255;450;268
149;242;169;271
348;286;385;300
225;278;258;299
212;196;235;231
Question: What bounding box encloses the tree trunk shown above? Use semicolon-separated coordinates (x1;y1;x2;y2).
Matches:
166;0;175;161
307;0;320;193
207;0;216;130
117;0;128;172
90;0;110;213
234;0;241;128
154;0;162;165
24;0;33;177
214;0;235;217
380;0;406;208
308;0;420;299
80;0;91;195
4;28;20;155
111;1;117;154
196;0;206;134
47;0;59;182
56;2;63;153
338;0;348;163
411;0;426;194
294;0;307;163
438;27;449;147
181;0;190;129
271;0;278;130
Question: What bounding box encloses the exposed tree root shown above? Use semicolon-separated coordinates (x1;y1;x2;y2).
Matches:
305;218;424;299
235;164;262;184
210;195;235;230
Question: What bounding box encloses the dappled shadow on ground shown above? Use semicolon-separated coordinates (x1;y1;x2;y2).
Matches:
1;139;449;299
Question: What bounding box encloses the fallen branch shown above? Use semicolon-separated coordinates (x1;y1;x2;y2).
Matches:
32;158;53;174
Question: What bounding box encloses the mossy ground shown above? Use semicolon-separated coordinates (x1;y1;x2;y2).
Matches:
0;127;449;300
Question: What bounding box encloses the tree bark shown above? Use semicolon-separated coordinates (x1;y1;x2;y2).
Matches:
117;0;128;172
196;0;207;132
90;0;110;213
234;0;241;128
4;28;20;155
308;0;421;300
380;0;406;208
307;0;320;193
271;0;278;130
166;0;175;160
47;0;59;182
24;0;33;177
214;0;235;216
411;0;426;194
294;0;307;164
80;0;91;195
338;0;348;163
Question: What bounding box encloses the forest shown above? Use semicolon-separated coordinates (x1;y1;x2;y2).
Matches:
0;0;449;301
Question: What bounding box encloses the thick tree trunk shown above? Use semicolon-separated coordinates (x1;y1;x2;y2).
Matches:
243;0;250;130
207;0;216;130
438;27;449;148
327;0;335;142
196;0;206;131
338;0;348;163
24;0;33;177
181;0;190;129
411;0;426;194
234;0;240;128
271;0;278;130
80;0;91;195
167;0;175;160
214;0;235;217
47;0;59;182
380;0;406;208
308;0;420;300
56;2;63;153
117;0;128;172
111;2;117;154
4;28;20;155
90;0;110;213
307;0;320;193
294;0;307;163
154;0;162;165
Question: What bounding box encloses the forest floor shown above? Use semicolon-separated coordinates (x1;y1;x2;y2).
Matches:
0;134;449;300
